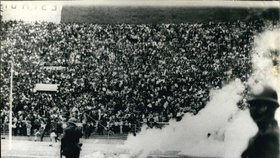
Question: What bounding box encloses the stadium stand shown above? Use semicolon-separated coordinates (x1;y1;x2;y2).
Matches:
1;19;279;138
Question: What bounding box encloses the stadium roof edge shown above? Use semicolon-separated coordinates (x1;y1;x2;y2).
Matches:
63;0;280;8
2;0;279;23
1;0;280;8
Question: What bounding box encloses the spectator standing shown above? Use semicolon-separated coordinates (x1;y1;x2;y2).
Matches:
34;129;40;142
242;86;279;158
26;121;32;137
41;117;50;141
61;118;83;158
49;130;57;147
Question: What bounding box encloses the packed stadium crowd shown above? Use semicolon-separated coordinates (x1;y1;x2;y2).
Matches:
1;19;279;138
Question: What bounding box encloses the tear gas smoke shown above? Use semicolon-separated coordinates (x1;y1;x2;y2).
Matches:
124;27;280;158
125;79;256;158
248;29;280;123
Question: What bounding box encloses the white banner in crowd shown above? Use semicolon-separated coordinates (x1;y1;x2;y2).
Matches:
34;84;59;92
1;1;63;23
43;66;66;71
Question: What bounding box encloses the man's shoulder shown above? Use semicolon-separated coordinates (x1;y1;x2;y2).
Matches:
266;122;279;135
65;126;82;132
64;126;75;132
256;127;279;142
75;126;83;131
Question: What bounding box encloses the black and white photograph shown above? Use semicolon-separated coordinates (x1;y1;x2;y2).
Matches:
1;0;280;158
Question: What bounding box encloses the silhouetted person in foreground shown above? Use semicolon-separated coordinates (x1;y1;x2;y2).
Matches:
242;86;279;158
61;118;83;158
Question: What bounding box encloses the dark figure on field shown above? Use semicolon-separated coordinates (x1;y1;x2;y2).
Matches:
61;118;83;158
242;86;279;158
40;117;50;142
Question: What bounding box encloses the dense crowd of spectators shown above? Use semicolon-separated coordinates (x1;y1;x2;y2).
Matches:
1;20;278;138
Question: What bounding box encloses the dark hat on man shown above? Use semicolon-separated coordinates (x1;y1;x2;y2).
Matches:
67;117;78;125
248;86;279;107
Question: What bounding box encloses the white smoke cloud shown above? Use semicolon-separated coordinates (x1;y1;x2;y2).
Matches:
248;28;280;123
123;26;280;158
223;110;257;158
250;29;280;79
124;79;251;158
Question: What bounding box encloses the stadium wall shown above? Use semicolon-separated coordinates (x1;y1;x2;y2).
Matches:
61;6;280;24
1;0;280;24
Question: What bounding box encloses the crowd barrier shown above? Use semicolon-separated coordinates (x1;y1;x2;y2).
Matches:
0;121;170;138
